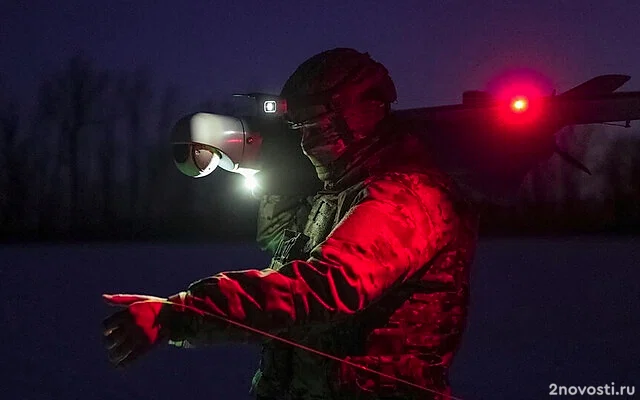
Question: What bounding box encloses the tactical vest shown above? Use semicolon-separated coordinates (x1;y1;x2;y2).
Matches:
252;171;477;400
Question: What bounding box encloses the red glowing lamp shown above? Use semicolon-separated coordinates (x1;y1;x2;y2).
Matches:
510;96;529;113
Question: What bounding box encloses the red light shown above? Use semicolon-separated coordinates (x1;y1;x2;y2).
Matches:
497;94;543;127
510;97;528;113
485;69;551;128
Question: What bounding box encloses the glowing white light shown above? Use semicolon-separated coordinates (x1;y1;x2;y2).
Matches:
236;168;260;193
263;100;277;113
244;174;258;190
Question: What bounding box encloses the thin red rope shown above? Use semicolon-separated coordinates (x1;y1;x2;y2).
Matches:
158;299;463;400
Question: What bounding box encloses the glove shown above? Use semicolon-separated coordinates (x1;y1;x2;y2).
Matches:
102;293;179;367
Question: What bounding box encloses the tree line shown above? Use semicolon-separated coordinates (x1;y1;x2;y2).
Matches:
0;54;257;241
1;55;638;241
492;123;640;234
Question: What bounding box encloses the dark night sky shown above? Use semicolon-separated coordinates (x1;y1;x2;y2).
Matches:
3;0;640;109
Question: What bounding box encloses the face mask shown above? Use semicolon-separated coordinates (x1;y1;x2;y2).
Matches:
298;111;353;182
297;101;388;182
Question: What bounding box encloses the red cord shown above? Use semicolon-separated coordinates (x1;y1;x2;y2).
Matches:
158;298;463;400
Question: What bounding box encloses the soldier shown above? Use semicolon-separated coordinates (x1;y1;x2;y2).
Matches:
103;48;479;400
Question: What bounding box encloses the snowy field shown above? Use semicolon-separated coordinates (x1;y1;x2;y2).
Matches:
1;237;638;400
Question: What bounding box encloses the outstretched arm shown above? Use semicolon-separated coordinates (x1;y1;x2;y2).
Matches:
178;172;459;340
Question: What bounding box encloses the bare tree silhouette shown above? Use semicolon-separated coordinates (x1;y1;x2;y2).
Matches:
33;55;109;233
98;76;121;232
123;69;152;233
605;134;640;227
0;79;24;229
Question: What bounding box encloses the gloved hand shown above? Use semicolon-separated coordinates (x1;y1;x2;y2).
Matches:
102;293;179;367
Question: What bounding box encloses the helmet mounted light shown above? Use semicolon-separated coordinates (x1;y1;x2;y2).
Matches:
248;53;399;129
234;91;337;129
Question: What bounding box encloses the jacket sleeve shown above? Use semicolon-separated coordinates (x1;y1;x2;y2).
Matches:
179;172;459;340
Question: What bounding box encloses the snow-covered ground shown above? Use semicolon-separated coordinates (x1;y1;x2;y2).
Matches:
1;237;638;399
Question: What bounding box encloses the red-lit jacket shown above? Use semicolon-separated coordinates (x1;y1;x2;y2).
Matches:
173;136;479;400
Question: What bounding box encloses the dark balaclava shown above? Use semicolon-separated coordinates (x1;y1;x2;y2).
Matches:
280;48;397;185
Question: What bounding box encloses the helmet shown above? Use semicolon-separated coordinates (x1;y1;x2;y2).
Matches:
281;48;397;126
280;48;397;183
